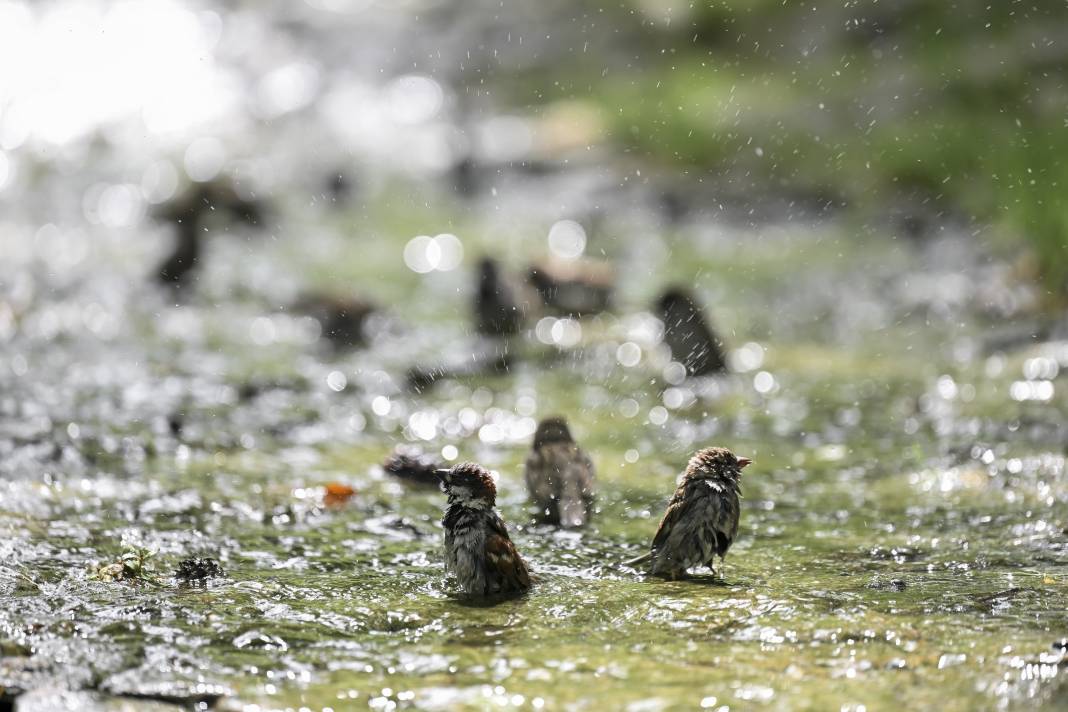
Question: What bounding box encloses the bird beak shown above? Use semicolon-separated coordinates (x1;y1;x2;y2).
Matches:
737;457;753;469
434;469;451;483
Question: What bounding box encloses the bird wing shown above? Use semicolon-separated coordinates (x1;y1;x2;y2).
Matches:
557;445;596;527
484;515;531;592
711;483;739;556
650;483;691;552
577;447;596;499
524;448;556;507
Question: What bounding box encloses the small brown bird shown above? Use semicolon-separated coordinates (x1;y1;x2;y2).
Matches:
626;447;751;579
406;348;513;392
382;446;444;486
524;417;596;527
437;463;531;597
475;257;524;336
154;179;265;288
291;293;377;349
655;288;727;376
527;258;614;316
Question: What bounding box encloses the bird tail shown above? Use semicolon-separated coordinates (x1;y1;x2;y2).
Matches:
622;551;652;567
558;478;589;528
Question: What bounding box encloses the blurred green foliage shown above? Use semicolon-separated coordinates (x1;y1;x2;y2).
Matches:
521;0;1068;297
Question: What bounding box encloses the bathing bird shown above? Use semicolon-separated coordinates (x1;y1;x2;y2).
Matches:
527;257;614;316
524;417;596;527
625;447;751;579
437;463;531;597
475;257;525;336
655;287;727;376
154;179;265;288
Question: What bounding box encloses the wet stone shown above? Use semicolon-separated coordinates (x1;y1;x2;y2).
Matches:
231;631;288;652
867;576;907;592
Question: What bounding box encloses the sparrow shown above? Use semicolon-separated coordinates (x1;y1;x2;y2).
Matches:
382;446;444;486
625;447;751;579
475;257;524;336
154;179;266;288
406;348;513;392
655;287;727;376
527;257;614;316
437;463;531;597
323;168;356;205
291;293;377;349
524;417;596;527
156;222;200;288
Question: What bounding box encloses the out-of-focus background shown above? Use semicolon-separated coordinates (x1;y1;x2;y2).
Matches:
1;2;1067;711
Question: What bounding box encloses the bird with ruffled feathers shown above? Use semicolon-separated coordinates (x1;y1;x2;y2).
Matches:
655;288;727;376
626;447;752;579
524;417;596;527
436;463;531;597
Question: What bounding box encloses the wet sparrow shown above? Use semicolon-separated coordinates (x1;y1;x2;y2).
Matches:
626;447;751;579
291;292;377;349
527;257;614;316
524;417;595;527
475;257;525;336
382;446;444;486
437;463;531;597
655;287;727;376
154;179;265;288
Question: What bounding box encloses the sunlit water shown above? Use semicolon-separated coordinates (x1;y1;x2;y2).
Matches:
1;1;1067;711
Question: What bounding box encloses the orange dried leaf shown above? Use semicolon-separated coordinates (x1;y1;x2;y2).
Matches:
323;482;356;507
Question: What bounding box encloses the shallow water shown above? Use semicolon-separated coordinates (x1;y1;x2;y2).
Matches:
3;190;1066;711
2;1;1068;710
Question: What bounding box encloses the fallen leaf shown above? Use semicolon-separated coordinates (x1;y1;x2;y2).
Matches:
323;482;356;507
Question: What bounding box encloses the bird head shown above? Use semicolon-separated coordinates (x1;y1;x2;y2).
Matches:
685;447;752;482
436;462;497;507
532;416;574;448
656;287;700;320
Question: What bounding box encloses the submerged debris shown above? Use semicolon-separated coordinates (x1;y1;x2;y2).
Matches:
383;447;444;486
90;547;158;584
868;576;908;592
174;557;224;582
